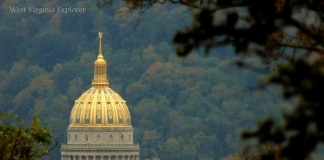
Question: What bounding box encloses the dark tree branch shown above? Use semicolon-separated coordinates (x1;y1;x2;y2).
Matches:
288;17;324;48
277;43;324;53
9;129;22;160
39;141;58;157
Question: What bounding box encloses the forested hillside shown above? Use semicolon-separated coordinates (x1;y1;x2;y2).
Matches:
0;0;289;159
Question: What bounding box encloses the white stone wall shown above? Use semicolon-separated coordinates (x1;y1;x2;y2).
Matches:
67;130;133;145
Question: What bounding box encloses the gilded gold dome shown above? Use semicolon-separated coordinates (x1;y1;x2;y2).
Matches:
69;87;132;128
68;32;132;128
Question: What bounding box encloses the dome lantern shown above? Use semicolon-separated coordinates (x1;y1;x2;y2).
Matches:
92;32;109;88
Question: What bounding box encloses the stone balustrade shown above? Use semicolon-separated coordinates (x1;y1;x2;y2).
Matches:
61;143;140;151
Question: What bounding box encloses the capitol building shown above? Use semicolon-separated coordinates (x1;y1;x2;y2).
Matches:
61;32;140;160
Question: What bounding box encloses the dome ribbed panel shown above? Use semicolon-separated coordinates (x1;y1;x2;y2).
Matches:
69;87;132;128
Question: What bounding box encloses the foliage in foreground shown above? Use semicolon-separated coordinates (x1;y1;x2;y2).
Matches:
0;112;55;160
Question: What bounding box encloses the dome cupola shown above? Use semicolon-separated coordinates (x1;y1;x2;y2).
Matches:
61;32;140;160
68;32;132;129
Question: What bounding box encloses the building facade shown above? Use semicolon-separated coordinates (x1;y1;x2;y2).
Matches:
61;32;140;160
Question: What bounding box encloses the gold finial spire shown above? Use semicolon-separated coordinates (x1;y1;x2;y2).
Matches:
92;32;109;88
98;32;103;57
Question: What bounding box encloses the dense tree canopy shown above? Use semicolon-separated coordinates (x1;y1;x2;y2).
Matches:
98;0;324;159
